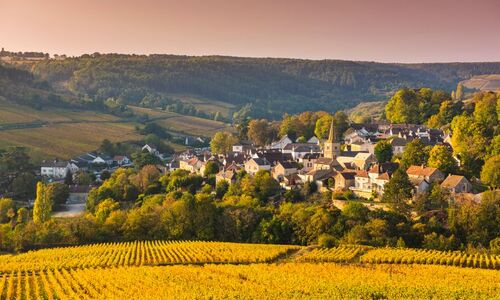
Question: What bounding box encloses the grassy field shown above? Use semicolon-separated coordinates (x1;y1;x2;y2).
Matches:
130;105;232;137
346;101;386;123
167;94;236;118
0;102;119;124
0;241;498;299
0;122;142;160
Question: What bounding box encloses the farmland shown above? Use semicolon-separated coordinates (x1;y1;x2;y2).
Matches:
0;122;141;160
0;241;498;299
0;102;223;160
129;106;231;137
1;264;498;299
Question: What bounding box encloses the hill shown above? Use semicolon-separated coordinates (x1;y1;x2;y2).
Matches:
11;55;500;118
460;74;500;91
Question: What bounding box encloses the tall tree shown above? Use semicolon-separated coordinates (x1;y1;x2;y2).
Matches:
374;140;393;163
400;139;430;168
33;182;52;224
46;183;69;209
455;83;464;101
247;119;277;146
427;145;457;174
382;168;413;216
481;155;500;189
210;132;238;155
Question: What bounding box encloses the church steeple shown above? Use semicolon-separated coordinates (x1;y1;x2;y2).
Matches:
324;117;340;159
327;119;335;142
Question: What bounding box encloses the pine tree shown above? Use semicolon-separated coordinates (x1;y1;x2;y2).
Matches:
64;170;73;185
33;182;52;224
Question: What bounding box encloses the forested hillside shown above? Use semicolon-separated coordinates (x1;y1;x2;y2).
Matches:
13;54;500;118
0;64;79;109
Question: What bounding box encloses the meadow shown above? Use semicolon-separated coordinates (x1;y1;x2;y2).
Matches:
130;105;231;137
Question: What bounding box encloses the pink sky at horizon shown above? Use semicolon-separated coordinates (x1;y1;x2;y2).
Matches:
1;0;499;63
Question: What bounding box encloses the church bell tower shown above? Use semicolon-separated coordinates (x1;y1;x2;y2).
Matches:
323;119;341;159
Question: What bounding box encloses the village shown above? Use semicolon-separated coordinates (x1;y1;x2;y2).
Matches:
39;118;477;212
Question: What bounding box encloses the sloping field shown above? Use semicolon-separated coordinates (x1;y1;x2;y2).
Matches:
0;122;141;159
168;94;236;118
0;103;119;124
461;74;500;91
130;106;231;137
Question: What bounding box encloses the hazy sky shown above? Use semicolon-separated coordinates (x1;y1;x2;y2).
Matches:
1;0;499;62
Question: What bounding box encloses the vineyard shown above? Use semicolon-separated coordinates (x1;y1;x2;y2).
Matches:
0;241;300;274
297;245;371;263
360;248;500;270
0;264;498;299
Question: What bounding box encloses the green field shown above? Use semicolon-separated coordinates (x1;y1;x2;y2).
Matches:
130;105;232;137
346;101;386;123
169;94;235;118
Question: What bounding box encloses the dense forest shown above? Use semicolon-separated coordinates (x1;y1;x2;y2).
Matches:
5;54;499;118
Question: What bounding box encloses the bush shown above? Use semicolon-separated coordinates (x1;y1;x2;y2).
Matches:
318;233;337;248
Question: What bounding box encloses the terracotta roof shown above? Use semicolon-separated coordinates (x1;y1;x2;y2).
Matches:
406;165;440;177
377;172;391;181
355;170;369;178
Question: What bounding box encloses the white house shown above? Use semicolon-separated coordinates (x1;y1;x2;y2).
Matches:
142;144;160;156
269;135;293;150
41;160;70;179
113;155;132;166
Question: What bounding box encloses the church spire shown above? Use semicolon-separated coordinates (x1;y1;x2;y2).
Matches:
327;118;335;142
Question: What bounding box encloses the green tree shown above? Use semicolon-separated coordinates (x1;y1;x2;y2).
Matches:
385;88;419;124
481;155;500;189
99;139;115;156
427;145;457;174
473;92;498;134
64;169;73;185
455;83;463;101
248;119;278;146
16;207;29;223
382;168;413;215
374;140;393;163
314;114;332;140
74;170;94;185
451;115;488;159
400;139;430;168
0;198;14;223
33;182;52;224
95;198;120;223
204;161;220;177
46;183;70;209
210;132;238;155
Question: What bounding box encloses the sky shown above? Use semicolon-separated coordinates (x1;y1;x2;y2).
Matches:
1;0;499;63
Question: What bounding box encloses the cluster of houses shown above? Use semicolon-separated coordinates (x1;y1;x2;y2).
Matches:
40;144;171;181
172;121;473;201
40;120;475;206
